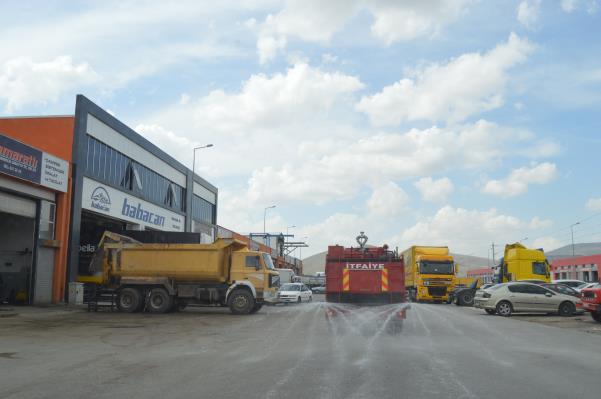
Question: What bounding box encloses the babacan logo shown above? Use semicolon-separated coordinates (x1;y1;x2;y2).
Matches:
90;186;111;212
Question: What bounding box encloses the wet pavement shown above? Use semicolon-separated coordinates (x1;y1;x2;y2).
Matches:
1;297;600;399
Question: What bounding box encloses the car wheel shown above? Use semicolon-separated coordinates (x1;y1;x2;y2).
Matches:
592;312;601;323
496;300;513;317
558;301;575;317
485;309;496;315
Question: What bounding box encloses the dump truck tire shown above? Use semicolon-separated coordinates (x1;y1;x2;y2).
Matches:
592;312;601;323
117;287;142;313
147;288;173;314
228;289;255;314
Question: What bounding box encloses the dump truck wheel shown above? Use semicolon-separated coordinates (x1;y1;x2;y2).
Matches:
485;309;496;315
117;287;142;313
147;288;173;314
250;303;263;314
460;292;474;307
496;301;513;317
228;289;255;314
558;301;575;317
592;312;601;323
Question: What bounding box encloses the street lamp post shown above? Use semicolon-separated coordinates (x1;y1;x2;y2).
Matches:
571;222;580;257
300;236;308;260
263;205;276;235
286;225;296;242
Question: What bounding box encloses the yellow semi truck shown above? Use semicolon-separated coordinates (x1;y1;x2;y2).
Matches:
88;232;280;314
402;246;456;302
494;243;551;283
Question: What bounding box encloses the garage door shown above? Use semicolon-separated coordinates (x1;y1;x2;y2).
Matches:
0;191;36;218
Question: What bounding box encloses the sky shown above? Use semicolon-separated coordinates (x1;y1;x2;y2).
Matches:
1;0;601;259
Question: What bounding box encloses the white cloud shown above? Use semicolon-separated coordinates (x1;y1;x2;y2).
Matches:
367;182;410;218
561;0;599;13
517;0;541;29
482;162;557;198
529;216;553;229
356;33;533;126
531;236;563;251
256;0;472;63
414;177;454;203
399;206;527;255
586;197;601;211
0;56;98;112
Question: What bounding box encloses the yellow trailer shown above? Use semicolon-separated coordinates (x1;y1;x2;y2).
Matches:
89;232;280;314
402;246;456;302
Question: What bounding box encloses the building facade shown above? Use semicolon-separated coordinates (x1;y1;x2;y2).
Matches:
0;95;218;303
69;95;218;282
0;117;73;304
551;255;600;282
467;267;495;284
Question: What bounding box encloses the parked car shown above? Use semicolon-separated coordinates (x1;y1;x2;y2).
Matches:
541;283;581;298
311;286;326;294
474;282;581;317
552;279;586;288
277;283;313;304
480;283;495;290
575;282;600;293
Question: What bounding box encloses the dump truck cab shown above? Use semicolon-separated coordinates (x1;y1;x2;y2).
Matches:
229;250;280;304
494;243;551;283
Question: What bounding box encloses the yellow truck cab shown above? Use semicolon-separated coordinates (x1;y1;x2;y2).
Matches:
402;246;456;302
87;232;280;314
494;243;551;283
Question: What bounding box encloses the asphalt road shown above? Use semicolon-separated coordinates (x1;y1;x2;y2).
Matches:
1;298;600;399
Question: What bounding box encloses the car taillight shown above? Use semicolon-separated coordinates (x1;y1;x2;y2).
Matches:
483;292;491;298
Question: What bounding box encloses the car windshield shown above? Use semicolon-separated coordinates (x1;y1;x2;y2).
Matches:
280;284;300;291
419;261;454;275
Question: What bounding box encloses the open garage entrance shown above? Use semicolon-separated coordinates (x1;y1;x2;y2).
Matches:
79;210;127;277
0;194;36;304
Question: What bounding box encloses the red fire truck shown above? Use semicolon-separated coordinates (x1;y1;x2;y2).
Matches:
581;285;601;323
324;232;409;334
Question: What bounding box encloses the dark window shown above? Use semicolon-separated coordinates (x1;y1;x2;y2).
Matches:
532;262;547;276
508;284;529;293
84;135;186;212
246;256;260;268
192;194;215;224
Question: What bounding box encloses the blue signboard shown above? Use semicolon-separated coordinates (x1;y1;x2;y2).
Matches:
0;134;42;184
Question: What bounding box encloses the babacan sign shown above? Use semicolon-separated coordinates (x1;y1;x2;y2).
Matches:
0;133;69;192
82;177;184;232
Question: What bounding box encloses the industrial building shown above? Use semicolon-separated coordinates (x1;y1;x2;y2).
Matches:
551;255;600;282
0;95;218;304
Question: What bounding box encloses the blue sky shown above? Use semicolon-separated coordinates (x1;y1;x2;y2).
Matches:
1;0;600;258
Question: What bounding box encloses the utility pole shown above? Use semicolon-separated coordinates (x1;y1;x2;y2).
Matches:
263;205;276;235
491;243;497;266
571;222;580;257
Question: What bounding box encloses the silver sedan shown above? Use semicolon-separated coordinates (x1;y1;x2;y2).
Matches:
474;282;582;317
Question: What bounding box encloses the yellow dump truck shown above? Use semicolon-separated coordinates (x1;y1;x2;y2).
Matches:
88;232;280;314
402;246;456;302
494;243;551;283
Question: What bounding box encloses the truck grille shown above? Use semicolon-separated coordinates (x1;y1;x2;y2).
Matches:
428;287;447;297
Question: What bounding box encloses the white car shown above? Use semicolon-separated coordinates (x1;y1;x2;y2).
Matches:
278;283;313;304
552;279;586;289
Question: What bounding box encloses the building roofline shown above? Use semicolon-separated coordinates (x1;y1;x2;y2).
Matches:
0;115;74;119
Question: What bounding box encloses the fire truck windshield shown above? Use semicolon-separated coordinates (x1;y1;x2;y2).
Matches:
419;261;454;275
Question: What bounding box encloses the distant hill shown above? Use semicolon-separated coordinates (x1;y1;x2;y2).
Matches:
301;250;489;277
546;242;601;261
